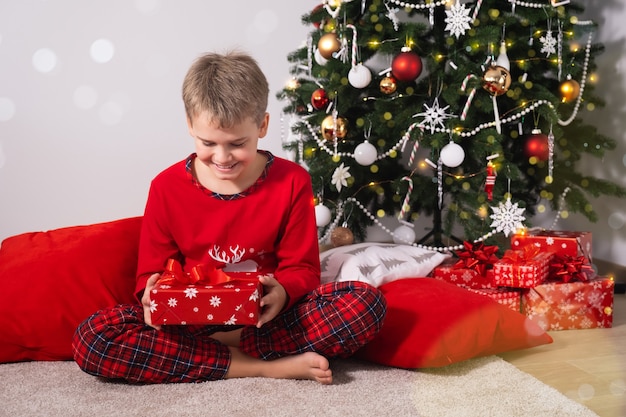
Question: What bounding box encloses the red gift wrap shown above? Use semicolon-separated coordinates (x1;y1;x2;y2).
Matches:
522;276;614;331
511;230;592;260
467;287;522;312
492;247;552;288
432;263;495;289
432;241;499;289
150;259;262;326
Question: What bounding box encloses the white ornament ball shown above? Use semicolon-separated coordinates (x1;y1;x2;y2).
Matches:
392;223;416;244
440;142;465;167
354;141;378;166
314;204;332;227
348;64;372;89
314;49;329;66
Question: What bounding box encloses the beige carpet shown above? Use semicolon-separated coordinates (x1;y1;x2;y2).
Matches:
0;356;597;417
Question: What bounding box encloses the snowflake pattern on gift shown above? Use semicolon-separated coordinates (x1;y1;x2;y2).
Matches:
249;288;260;302
210;295;221;307
167;298;178;308
184;287;198;299
490;197;525;237
149;299;158;313
579;316;593;329
444;0;473;39
224;314;238;325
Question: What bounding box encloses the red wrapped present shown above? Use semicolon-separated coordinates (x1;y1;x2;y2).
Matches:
549;253;595;282
522;276;614;331
467;287;522;312
432;241;499;289
150;259;262;326
511;229;592;260
432;263;495;289
492;246;552;288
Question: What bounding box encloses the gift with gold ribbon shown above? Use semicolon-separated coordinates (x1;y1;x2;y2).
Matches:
492;247;553;288
151;259;263;326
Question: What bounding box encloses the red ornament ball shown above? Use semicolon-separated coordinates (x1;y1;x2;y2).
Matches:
311;88;329;110
524;129;550;161
391;50;423;82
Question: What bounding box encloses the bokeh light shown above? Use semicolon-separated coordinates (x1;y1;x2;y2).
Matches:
0;97;16;122
32;48;58;73
90;39;115;63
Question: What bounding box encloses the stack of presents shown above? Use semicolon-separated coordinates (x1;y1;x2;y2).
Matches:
432;229;614;331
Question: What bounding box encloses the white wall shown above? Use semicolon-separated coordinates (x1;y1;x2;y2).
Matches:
0;0;318;235
1;0;624;266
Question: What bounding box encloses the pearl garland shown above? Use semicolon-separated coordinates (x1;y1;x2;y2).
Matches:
319;197;497;253
386;0;448;10
557;32;592;126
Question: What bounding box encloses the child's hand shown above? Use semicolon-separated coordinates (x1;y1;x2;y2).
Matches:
257;274;288;328
141;273;162;331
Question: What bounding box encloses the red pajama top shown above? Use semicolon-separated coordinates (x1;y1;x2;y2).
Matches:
135;151;321;309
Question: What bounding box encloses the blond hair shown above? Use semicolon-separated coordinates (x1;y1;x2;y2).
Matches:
182;51;269;127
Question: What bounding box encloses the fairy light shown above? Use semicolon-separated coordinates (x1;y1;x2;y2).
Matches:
305;6;597;247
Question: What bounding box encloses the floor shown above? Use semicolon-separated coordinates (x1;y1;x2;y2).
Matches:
499;291;626;417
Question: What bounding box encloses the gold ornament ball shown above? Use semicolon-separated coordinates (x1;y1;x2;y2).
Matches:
318;33;341;59
379;75;397;94
560;79;580;102
331;227;354;247
482;64;511;96
321;115;348;140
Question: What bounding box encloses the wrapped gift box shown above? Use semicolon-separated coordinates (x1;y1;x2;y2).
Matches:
432;263;495;289
467;287;522;312
511;230;592;260
522;276;614;331
492;248;552;288
150;259;262;326
432;241;499;289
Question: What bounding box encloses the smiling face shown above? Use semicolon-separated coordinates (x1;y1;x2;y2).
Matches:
187;111;269;193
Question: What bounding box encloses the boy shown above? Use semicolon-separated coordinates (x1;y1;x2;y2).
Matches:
72;51;386;385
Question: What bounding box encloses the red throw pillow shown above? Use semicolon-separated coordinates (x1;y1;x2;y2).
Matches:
356;278;553;368
0;217;142;363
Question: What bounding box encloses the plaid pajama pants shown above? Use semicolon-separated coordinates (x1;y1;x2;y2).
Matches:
72;281;386;384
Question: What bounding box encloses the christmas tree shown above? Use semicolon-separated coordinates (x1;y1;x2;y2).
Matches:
277;0;625;251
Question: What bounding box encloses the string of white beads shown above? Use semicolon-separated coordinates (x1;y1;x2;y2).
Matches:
321;197;497;253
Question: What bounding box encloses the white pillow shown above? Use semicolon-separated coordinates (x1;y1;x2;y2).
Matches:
319;242;450;287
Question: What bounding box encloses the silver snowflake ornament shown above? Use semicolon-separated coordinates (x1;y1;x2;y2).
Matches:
445;1;473;39
413;97;455;134
540;30;557;57
490;197;526;237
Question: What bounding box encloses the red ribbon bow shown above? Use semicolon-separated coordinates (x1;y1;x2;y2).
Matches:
454;241;499;275
549;254;594;283
502;245;541;264
158;258;232;286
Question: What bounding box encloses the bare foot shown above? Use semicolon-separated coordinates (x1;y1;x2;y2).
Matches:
226;349;333;384
266;351;333;384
